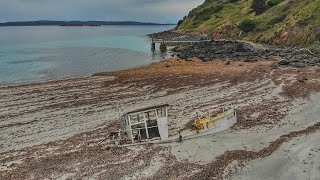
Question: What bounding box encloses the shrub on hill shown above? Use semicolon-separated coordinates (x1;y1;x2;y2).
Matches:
267;0;283;7
238;19;256;32
251;0;268;15
177;16;186;26
316;33;320;41
229;0;241;3
308;41;320;54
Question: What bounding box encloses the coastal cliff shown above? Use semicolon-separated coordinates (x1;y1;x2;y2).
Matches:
175;0;320;52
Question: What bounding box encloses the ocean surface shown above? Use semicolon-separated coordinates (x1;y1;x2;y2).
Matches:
0;25;175;85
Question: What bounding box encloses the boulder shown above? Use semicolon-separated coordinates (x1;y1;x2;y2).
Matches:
278;60;291;65
291;62;307;68
243;59;258;63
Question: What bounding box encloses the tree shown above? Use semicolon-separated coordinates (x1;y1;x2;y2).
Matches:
251;0;268;15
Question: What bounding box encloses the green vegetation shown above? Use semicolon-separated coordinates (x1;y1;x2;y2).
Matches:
308;41;320;53
251;0;268;15
175;0;320;50
316;33;320;41
191;4;223;26
267;14;286;26
267;0;284;7
238;19;256;32
229;0;241;2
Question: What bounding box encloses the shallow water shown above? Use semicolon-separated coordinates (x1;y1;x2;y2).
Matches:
0;25;174;85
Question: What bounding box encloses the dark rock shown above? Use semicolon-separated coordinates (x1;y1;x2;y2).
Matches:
225;61;231;65
279;52;289;57
178;54;187;59
298;77;309;83
292;63;307;68
233;52;251;57
308;58;318;65
243;59;257;63
278;60;291;65
291;59;300;63
270;63;278;69
160;43;167;52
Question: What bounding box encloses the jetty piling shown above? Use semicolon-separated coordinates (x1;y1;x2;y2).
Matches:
151;42;156;50
151;38;156;50
160;41;167;52
151;38;168;52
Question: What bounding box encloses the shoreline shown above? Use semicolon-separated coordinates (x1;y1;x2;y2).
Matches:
0;56;170;88
0;60;172;89
2;33;318;88
1;38;320;179
0;75;92;88
1;57;320;179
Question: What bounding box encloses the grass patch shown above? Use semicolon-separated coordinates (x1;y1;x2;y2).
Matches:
192;4;224;26
308;41;320;54
267;14;286;25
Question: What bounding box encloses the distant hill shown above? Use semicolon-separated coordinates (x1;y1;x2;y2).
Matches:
175;0;320;52
0;20;174;26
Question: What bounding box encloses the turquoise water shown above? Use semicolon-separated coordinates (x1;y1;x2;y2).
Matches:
0;25;175;85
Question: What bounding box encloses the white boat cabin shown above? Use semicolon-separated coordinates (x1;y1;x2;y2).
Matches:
120;104;169;143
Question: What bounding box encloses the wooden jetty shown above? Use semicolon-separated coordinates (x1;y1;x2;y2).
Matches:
151;38;212;51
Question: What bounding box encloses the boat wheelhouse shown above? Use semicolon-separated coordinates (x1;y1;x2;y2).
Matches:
113;104;169;144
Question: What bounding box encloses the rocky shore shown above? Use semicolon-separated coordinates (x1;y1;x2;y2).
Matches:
175;41;319;67
150;31;320;68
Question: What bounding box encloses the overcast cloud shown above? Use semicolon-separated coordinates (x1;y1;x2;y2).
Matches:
0;0;205;23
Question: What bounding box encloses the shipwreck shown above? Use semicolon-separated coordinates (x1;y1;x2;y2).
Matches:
106;104;237;146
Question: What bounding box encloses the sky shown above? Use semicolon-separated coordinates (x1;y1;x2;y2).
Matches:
0;0;205;23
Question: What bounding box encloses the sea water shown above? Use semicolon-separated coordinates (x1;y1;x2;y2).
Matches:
0;25;175;85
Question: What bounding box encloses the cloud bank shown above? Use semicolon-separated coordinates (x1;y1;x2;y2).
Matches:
0;0;205;23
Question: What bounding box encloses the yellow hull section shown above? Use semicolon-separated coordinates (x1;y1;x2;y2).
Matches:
195;109;235;131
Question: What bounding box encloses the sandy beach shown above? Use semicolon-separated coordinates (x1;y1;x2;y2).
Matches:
1;57;320;179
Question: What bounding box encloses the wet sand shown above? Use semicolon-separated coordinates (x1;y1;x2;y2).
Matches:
1;58;320;179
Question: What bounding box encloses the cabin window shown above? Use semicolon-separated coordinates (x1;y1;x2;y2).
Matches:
147;111;157;121
130;115;138;124
129;113;146;124
157;108;166;118
138;113;145;122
